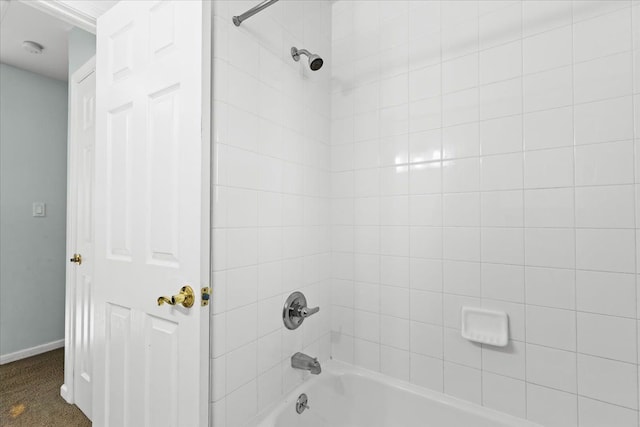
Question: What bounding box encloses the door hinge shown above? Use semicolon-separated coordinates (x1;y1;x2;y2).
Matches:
201;287;211;306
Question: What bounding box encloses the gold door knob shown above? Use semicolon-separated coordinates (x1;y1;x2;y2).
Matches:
157;285;194;308
70;253;82;265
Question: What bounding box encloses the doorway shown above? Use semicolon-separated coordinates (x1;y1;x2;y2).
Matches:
0;0;98;424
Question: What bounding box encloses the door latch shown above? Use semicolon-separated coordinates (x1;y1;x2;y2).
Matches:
201;287;211;306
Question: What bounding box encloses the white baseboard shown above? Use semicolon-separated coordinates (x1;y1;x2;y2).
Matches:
0;339;65;365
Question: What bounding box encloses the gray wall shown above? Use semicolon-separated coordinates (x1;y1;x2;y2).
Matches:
68;27;95;76
0;63;68;357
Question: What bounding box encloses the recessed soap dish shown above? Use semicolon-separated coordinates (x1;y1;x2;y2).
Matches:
461;307;509;347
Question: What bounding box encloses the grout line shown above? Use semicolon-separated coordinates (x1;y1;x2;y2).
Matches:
570;2;581;423
439;0;446;395
518;0;529;418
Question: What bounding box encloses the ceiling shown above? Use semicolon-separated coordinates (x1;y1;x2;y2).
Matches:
0;0;117;82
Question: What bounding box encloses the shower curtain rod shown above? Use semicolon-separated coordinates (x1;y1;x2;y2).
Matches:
232;0;280;26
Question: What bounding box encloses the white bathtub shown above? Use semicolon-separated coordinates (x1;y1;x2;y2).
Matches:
251;361;541;427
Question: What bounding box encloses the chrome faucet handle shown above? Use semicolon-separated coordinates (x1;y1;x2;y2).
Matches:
299;305;320;318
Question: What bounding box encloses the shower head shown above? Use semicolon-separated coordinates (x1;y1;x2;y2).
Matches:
291;47;324;71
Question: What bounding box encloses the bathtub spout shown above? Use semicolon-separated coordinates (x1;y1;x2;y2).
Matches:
291;352;322;375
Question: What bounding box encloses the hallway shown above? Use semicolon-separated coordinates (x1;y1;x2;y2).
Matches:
0;349;90;426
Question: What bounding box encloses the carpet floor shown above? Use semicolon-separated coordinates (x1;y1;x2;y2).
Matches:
0;348;91;427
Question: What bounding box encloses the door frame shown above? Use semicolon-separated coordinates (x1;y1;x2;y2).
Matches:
18;0;98;34
61;56;97;405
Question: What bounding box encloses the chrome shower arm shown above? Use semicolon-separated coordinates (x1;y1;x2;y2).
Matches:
232;0;280;26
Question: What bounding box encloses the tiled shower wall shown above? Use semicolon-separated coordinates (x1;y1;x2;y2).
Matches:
210;1;332;426
330;1;640;426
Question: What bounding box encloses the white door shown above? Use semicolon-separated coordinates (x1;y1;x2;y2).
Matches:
92;1;210;426
68;58;97;419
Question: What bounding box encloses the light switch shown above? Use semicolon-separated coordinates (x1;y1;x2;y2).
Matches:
32;202;46;217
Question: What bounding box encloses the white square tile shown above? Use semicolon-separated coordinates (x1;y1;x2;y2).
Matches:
354;281;380;312
410;129;441;163
526;383;578;427
380;166;409;195
525;266;576;310
526;305;576;351
257;330;281;374
443;158;480;193
442;53;479;94
380;73;409;108
481;263;524;303
524;188;574;228
479;41;522;85
410;321;443;358
410;289;443;325
523;1;572;37
574;96;634;144
211;356;226;401
575;185;635;228
577;312;637;363
409;64;441;102
226;266;258;311
226;304;258;351
481;153;523;191
574;52;633;104
257;365;281;412
577;353;638;409
443;261;481;297
226;342;257;393
354;338;380;372
410;98;442;133
380;286;410;319
409;194;442;227
409;226;442;259
572;1;631;22
380;196;409;225
482;340;526;380
380;316;410;350
576;270;636;318
526;344;577;393
444;362;482;404
380;345;410;381
443;192;480;227
573;8;632;63
525;228;576;269
410;258;443;292
482;373;526;418
380;256;410;287
480;115;523;155
410;162;442;195
442;88;478;127
523;26;572;74
479;78;522;120
578;396;639;427
442;18;479;61
380;226;409;256
443;227;481;262
354;311;380;343
575;141;635;186
442;122;480;160
576;228;636;274
481;227;524;265
410;353;443;392
523;66;573;113
524;147;574;189
481;190;524;227
226;380;257;427
479;3;522;49
524;106;573;151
